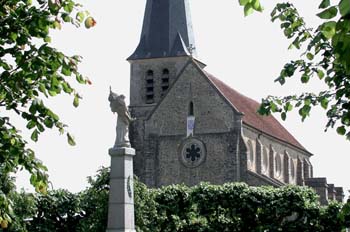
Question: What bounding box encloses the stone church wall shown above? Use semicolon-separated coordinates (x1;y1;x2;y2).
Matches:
241;126;313;187
153;133;238;186
146;62;238;136
143;62;243;186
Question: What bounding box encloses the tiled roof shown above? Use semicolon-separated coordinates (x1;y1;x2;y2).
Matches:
205;72;307;152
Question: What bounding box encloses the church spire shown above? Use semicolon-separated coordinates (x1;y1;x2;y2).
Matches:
128;0;197;60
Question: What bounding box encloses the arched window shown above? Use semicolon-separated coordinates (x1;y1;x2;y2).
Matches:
145;70;154;103
147;70;154;76
162;68;169;75
161;68;170;95
275;154;282;178
290;158;296;180
262;146;269;174
247;140;255;170
188;101;194;116
303;158;311;178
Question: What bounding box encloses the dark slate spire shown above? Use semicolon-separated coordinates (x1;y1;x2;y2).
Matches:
128;0;197;60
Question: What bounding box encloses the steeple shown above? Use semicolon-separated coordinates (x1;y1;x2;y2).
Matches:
128;0;197;60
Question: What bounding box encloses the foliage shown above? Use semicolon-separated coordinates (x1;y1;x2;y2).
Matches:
136;182;349;232
4;167;350;231
238;0;350;139
133;176;157;232
0;172;16;229
5;190;36;232
7;189;83;232
5;168;108;232
75;167;109;232
31;189;82;232
238;0;264;16
0;0;95;226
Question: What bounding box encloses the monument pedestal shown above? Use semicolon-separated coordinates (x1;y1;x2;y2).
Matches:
106;147;136;232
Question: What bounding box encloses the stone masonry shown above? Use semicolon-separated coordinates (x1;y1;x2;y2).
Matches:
127;0;344;204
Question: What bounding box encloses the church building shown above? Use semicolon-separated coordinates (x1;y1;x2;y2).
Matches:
127;0;343;204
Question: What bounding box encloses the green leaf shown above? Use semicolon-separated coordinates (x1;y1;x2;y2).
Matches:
339;0;350;16
239;0;250;6
37;123;45;132
44;36;51;43
251;0;263;12
301;74;310;83
270;102;278;112
306;53;314;60
285;102;293;112
73;94;79;107
26;120;36;129
342;116;350;126
317;6;338;19
44;118;54;128
48;90;57;96
9;32;18;42
76;74;86;84
304;98;312;106
62;82;73;94
337;126;346;135
317;69;325;79
47;110;59;121
319;0;330;9
39;83;46;93
29;103;37;114
62;13;72;22
64;1;74;13
76;11;85;23
320;98;329;109
67;133;76;146
299;105;311;121
281;112;287;121
321;21;336;39
62;66;72;76
31;130;39;142
244;3;254;16
53;20;62;29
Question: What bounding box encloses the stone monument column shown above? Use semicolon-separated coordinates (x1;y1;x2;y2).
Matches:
107;89;136;232
107;147;136;232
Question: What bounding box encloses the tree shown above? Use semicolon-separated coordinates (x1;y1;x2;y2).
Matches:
0;0;95;227
238;0;350;140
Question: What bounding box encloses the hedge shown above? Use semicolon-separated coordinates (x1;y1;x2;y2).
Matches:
4;167;350;231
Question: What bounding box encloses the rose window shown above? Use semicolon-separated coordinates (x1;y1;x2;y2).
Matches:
185;144;201;162
180;138;206;168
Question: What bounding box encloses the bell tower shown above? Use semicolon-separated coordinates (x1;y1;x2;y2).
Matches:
128;0;198;109
128;0;199;184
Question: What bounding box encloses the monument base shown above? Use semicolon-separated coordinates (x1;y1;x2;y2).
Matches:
106;147;136;232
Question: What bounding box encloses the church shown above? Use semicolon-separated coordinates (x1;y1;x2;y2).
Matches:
127;0;343;204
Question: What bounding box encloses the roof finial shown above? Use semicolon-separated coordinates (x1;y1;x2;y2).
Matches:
188;44;196;57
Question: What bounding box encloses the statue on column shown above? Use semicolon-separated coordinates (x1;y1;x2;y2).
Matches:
108;87;133;148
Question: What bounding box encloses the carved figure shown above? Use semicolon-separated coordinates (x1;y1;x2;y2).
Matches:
108;87;133;148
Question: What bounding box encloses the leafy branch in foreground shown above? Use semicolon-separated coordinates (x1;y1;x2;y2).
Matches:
252;1;350;139
0;0;95;228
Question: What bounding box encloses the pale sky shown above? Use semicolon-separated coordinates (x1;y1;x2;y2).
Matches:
16;0;350;197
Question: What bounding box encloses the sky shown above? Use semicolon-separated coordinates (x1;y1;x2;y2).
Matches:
16;0;350;197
